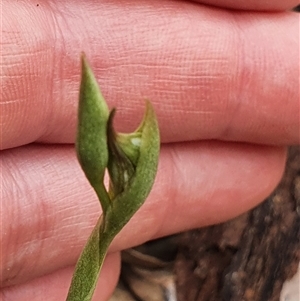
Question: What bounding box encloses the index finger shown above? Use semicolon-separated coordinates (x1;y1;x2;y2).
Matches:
1;1;299;149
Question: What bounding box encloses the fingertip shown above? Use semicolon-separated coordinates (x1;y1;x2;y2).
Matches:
160;144;288;231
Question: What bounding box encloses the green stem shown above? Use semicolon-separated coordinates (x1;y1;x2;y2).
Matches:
66;217;112;301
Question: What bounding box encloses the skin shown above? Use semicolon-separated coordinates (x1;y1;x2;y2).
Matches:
1;0;299;300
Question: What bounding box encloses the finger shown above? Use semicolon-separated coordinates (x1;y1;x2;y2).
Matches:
1;143;286;286
1;2;299;149
0;252;120;301
194;0;299;11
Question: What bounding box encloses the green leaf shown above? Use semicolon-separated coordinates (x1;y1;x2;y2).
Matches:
75;54;111;213
66;54;160;301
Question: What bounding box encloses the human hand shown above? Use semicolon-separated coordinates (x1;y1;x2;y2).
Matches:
1;0;299;300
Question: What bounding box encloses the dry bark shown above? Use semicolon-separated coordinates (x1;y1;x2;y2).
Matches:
175;146;300;301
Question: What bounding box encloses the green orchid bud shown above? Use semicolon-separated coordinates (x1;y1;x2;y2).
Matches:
66;54;160;301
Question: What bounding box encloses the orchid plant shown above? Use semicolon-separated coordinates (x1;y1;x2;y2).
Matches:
66;54;160;301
